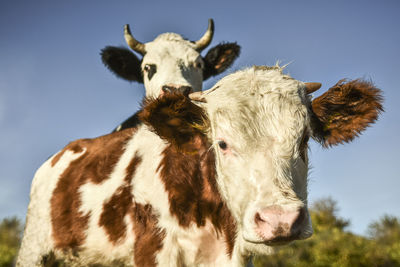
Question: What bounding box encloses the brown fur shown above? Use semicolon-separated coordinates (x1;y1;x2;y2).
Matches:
139;92;207;150
132;204;166;266
311;79;383;146
50;128;135;249
140;92;237;256
97;152;166;265
51;143;84;167
99;154;142;244
158;135;237;256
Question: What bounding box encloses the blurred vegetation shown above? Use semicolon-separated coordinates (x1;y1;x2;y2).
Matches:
0;217;22;267
254;198;400;267
1;198;400;266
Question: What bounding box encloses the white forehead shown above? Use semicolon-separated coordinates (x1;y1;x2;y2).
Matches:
143;33;200;64
204;66;311;151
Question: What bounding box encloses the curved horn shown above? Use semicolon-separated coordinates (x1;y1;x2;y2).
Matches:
124;24;146;55
305;82;322;94
193;19;215;52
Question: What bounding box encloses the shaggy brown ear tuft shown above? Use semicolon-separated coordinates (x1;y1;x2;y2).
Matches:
139;92;207;148
311;79;383;147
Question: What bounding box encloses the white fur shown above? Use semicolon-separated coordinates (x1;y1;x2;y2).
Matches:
202;66;314;254
74;136;140;266
17;149;86;266
142;33;204;97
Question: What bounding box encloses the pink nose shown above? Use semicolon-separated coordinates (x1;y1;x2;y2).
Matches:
254;205;305;243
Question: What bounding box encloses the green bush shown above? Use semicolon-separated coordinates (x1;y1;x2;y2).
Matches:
0;217;22;267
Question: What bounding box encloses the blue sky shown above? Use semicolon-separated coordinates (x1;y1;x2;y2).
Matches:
0;0;399;236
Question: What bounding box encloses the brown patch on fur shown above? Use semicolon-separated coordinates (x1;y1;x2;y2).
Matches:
132;203;166;267
311;79;383;146
139;92;237;256
140;92;237;256
98;153;166;264
99;154;142;244
158;134;237;256
51;143;84;167
50;128;136;250
139;91;207;150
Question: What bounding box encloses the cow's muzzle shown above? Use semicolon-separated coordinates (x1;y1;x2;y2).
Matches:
253;205;309;245
161;84;193;96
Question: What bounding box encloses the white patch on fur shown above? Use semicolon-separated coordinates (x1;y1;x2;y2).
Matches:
17;149;86;267
75;136;139;265
175;220;231;266
131;125;170;216
131;125;183;266
142;33;203;97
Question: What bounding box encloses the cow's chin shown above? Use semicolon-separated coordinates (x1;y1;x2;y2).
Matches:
241;226;313;254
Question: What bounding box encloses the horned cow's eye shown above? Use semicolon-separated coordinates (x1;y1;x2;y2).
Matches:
143;64;157;80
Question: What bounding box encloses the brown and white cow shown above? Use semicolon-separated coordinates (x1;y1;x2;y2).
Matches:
17;66;383;266
101;19;240;131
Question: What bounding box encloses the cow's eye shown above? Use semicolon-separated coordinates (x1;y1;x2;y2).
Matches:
194;62;202;69
143;64;157;80
218;140;228;150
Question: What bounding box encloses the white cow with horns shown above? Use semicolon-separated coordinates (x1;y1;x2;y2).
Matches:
17;66;383;266
101;19;240;131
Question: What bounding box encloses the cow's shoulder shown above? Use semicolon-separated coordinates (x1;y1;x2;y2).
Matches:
48;127;138;250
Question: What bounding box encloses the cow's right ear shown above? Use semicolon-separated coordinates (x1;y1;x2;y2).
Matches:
203;43;240;80
139;92;207;148
310;79;383;147
101;46;143;83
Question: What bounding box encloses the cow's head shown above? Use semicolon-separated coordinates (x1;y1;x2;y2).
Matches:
140;66;383;254
101;19;240;97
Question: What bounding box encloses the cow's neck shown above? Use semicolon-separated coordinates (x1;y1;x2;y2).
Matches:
156;133;237;255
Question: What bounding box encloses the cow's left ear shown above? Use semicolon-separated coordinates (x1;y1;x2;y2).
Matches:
203;43;240;80
310;79;383;147
139;92;207;148
101;46;143;83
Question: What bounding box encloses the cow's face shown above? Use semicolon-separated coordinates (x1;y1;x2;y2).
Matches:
190;66;382;253
141;34;204;97
203;67;313;252
101;19;241;98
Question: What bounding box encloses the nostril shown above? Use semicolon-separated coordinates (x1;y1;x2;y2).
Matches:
254;212;266;224
179;86;193;96
162;85;173;93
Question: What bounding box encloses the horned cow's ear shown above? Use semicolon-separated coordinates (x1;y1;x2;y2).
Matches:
310;79;383;147
139;92;207;148
101;46;143;83
203;42;240;80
